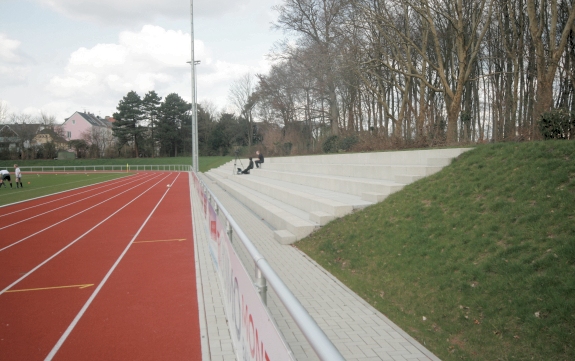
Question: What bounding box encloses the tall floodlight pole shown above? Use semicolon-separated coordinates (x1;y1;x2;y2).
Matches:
193;60;199;173
190;0;198;172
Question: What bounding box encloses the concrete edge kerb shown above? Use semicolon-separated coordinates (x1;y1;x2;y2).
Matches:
189;173;212;360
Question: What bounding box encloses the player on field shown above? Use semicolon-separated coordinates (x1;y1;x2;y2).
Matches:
14;164;23;188
0;169;12;188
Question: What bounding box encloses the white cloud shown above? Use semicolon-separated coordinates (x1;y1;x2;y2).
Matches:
1;0;282;122
0;33;30;85
36;0;268;24
46;25;271;118
49;25;195;101
0;33;22;63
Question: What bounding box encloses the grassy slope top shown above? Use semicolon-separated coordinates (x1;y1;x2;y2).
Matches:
297;141;575;361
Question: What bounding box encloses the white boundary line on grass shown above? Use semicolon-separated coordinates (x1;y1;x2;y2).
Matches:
44;173;181;361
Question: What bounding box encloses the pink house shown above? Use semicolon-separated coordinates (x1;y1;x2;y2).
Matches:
61;112;114;141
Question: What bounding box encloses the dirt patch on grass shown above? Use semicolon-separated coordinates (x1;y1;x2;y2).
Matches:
448;332;467;351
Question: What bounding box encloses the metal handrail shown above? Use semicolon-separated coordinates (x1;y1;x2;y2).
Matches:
195;173;346;361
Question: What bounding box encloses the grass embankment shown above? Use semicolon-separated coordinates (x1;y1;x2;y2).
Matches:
0;173;129;206
297;141;575;360
0;156;232;173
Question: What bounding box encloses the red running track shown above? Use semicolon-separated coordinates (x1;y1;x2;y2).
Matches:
0;172;201;361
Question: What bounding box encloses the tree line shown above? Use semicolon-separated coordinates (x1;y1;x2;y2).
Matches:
4;0;574;160
113;91;259;158
238;0;575;154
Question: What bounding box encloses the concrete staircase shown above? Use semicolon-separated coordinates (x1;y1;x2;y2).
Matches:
204;148;470;244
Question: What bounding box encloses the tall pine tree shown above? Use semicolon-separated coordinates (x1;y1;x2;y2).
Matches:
142;90;162;157
113;91;145;157
157;93;191;157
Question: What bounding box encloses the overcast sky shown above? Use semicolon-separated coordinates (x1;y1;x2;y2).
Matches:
0;0;284;122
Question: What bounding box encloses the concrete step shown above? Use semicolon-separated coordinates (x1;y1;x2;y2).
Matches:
210;169;356;217
246;169;404;200
205;171;317;242
258;162;443;182
266;147;469;166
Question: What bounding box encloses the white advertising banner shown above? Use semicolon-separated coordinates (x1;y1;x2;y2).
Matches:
192;174;293;361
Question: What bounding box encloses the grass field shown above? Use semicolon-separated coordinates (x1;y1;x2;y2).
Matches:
0;173;131;207
0;156;232;206
0;156;232;173
296;140;575;360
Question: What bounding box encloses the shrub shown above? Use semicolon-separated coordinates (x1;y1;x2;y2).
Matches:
339;135;359;151
322;135;339;153
322;135;359;153
539;108;575;140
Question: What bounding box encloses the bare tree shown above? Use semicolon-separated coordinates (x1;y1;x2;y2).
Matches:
39;112;57;126
10;113;40;159
229;73;257;145
81;127;115;158
274;0;354;136
526;0;575;136
261;0;575;148
0;101;8;124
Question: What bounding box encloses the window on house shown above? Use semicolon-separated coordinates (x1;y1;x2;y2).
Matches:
67;131;71;139
72;119;75;125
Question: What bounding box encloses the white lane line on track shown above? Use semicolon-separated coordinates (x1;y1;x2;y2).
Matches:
0;173;149;219
44;173;181;361
0;173;165;253
0;174;156;230
0;173;174;296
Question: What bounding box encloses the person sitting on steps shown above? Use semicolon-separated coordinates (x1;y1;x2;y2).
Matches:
255;150;264;168
240;157;254;174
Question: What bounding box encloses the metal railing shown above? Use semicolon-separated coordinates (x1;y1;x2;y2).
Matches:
19;165;192;172
195;173;346;361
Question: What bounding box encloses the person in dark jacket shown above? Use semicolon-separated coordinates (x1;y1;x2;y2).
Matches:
255;150;264;168
241;157;254;174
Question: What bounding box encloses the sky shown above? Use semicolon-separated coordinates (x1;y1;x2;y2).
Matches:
0;0;284;122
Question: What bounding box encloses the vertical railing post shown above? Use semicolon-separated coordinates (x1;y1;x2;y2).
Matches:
226;221;233;244
255;267;268;305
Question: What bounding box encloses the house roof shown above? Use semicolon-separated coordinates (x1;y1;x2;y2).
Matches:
0;124;19;137
77;112;112;128
71;112;112;128
5;123;42;136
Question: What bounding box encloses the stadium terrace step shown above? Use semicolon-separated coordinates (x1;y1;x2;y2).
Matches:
258;162;444;182
247;169;404;198
210;168;356;217
204;171;317;241
264;147;469;166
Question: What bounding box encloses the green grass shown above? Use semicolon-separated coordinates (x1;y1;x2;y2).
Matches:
0;156;232;206
0;156;232;173
198;156;232;172
296;140;575;360
0;173;130;206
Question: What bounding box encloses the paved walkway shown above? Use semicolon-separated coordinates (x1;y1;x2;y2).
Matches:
192;173;441;361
